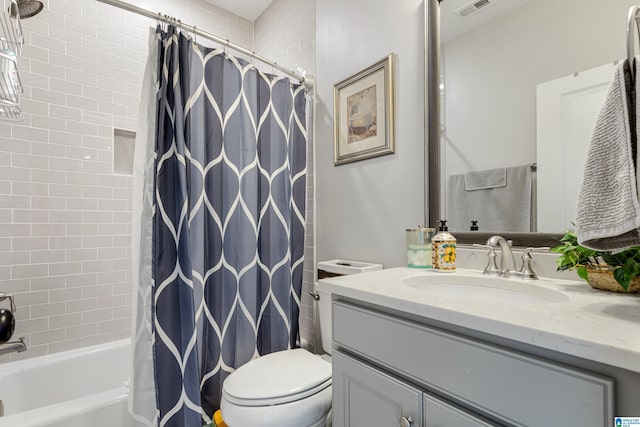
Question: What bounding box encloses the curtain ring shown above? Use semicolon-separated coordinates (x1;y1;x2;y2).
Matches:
193;25;197;45
224;40;229;58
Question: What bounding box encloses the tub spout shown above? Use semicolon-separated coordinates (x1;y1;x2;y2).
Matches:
0;337;26;356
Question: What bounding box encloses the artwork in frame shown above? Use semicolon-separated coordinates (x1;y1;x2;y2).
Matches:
333;54;395;165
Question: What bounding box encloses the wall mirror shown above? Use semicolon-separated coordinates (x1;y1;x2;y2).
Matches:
427;0;637;246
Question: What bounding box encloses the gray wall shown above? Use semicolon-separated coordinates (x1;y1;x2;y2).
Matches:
316;0;425;268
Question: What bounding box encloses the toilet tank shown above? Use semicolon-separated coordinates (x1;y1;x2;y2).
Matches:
316;260;383;355
316;284;333;355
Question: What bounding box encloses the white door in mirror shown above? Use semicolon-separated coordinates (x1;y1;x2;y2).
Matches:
537;62;614;232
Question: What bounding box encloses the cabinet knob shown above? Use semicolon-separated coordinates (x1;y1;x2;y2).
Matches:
399;415;414;427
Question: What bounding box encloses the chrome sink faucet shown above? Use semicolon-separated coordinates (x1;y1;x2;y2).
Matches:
485;235;517;277
477;237;548;280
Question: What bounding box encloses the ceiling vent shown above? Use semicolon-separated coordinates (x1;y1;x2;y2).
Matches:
454;0;494;19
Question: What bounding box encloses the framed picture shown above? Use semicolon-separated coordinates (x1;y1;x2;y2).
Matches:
333;54;395;166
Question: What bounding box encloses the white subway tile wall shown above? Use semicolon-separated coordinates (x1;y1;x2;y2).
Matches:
1;0;317;362
255;0;315;349
0;0;256;362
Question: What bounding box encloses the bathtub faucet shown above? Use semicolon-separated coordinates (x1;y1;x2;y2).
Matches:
0;337;27;356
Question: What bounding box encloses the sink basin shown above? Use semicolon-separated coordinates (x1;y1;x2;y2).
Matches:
403;274;569;305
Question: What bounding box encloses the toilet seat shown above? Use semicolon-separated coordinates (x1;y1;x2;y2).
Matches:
222;348;332;406
224;377;331;406
220;384;332;427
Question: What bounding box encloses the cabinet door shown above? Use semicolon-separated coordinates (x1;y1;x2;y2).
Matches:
333;350;423;427
424;393;500;427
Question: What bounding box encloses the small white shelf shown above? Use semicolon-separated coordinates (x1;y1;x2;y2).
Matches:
317;259;383;275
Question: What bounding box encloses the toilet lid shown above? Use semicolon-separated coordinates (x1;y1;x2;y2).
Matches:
222;349;332;406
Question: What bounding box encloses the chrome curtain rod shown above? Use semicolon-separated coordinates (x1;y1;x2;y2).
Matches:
96;0;313;89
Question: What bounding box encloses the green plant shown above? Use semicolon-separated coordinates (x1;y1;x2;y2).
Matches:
551;230;640;290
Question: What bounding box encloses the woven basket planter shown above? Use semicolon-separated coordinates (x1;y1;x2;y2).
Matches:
585;267;640;293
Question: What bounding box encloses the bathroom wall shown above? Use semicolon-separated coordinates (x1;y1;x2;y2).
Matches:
254;0;316;348
315;0;425;268
0;0;253;362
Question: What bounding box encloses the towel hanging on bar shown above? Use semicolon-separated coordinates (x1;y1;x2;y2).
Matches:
575;59;640;250
627;5;640;80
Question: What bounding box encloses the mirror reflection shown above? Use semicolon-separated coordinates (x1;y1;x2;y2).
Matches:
439;0;636;234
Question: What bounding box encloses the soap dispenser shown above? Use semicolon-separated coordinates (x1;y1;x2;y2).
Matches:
432;220;456;272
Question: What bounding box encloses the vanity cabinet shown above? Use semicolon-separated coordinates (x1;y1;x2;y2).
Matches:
333;350;496;427
423;394;498;426
333;350;423;426
331;299;615;427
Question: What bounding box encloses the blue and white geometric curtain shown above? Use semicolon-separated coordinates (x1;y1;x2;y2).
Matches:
137;26;308;426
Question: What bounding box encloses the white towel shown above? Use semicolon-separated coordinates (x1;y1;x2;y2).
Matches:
575;59;640;251
447;165;532;232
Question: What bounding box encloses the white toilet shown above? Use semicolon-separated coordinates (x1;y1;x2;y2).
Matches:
220;283;334;427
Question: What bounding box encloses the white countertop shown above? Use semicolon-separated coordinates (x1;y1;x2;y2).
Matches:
318;267;640;373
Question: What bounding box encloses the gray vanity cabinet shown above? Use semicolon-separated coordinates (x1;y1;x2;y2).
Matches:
333;350;423;427
333;349;496;427
423;394;498;427
331;299;615;427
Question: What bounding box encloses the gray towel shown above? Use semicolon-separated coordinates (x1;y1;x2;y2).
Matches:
465;168;506;190
447;165;532;232
575;59;640;251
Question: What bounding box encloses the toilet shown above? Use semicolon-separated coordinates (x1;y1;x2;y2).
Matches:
219;283;334;427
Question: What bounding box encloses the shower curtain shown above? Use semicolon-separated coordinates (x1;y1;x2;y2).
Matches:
131;26;308;427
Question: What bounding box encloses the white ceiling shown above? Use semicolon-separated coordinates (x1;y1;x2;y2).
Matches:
204;0;274;21
204;0;533;36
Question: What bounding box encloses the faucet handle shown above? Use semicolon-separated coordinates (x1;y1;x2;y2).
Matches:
516;247;549;280
473;244;501;276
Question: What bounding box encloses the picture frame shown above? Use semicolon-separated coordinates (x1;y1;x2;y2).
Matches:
333;54;395;166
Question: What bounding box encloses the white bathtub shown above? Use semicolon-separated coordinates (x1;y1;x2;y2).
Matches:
0;339;135;427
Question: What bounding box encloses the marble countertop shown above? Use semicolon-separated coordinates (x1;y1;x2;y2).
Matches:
318;267;640;373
